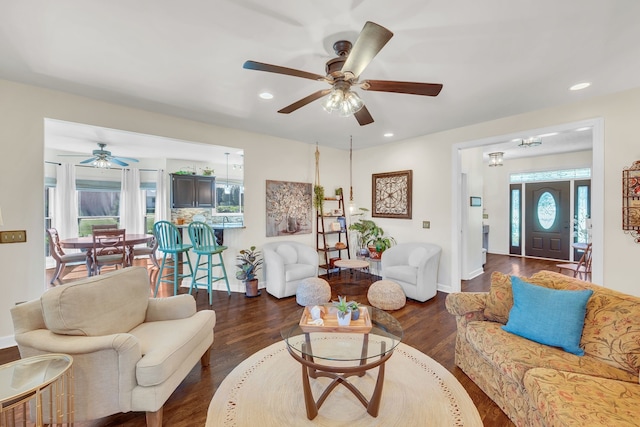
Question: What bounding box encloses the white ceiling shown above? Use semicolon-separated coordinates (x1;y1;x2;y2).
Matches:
3;0;638;155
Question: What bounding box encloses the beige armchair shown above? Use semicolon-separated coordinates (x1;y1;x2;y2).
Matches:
381;242;441;302
263;241;318;298
10;267;215;426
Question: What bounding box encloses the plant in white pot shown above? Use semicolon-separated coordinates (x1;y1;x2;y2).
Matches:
333;295;352;326
235;246;263;297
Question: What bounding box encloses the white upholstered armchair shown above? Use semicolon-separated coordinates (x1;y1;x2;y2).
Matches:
10;267;215;427
263;241;318;298
381;242;442;302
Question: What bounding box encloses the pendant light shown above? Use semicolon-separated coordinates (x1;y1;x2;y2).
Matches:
224;153;231;194
348;135;357;214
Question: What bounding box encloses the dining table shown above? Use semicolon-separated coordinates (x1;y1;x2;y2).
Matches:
61;233;155;275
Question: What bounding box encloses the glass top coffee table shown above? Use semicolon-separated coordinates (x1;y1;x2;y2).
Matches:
281;305;403;419
0;353;74;426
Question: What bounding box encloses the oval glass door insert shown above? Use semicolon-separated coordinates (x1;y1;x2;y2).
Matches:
537;191;557;229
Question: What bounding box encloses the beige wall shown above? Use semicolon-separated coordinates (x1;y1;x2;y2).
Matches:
2;77;640;345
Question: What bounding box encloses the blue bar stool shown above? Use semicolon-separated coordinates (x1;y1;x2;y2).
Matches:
188;221;231;304
154;221;194;297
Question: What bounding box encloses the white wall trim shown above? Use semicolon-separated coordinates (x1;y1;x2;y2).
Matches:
452;118;604;291
0;335;17;349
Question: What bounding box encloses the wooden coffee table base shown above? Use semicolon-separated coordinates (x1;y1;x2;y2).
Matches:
287;336;391;420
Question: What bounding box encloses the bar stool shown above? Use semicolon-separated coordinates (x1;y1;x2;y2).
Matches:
153;221;194;297
188;221;230;304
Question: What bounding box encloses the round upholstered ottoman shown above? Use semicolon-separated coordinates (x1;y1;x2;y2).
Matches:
367;280;406;310
296;277;331;306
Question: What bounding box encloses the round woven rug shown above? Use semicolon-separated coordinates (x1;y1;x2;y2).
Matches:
206;337;482;426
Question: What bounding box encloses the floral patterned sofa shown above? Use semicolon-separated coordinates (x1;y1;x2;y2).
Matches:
445;270;640;426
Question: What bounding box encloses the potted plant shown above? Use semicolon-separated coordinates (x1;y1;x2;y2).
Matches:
235;246;263;297
367;226;396;260
348;208;374;257
349;301;361;320
333;295;352;326
314;185;325;214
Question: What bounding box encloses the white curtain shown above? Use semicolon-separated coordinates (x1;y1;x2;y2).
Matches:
155;169;169;223
53;163;79;239
120;168;144;234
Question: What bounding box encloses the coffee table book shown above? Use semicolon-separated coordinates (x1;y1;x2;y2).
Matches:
299;305;372;333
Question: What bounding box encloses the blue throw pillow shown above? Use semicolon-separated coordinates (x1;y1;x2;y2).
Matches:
502;276;593;356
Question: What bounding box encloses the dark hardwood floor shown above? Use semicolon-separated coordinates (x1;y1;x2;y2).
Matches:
1;254;563;426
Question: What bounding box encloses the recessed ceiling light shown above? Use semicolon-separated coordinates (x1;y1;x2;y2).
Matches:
259;92;274;100
569;82;591;91
383;132;394;137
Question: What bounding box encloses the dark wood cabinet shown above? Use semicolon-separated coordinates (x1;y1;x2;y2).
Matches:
171;174;216;208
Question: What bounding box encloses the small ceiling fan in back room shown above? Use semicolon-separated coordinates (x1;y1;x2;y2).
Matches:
243;21;443;126
58;142;139;168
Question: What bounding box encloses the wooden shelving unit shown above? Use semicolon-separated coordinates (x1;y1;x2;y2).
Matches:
316;188;350;276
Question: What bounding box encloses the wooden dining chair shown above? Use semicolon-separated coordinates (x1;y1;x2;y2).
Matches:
92;223;119;232
47;228;87;284
91;228;127;275
556;243;592;281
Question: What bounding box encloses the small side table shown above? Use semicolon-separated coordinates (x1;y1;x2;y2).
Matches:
334;259;371;283
0;353;74;426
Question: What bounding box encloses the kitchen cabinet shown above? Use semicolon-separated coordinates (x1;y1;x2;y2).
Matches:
171;174;216;208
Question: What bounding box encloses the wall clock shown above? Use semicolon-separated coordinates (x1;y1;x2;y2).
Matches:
372;170;412;219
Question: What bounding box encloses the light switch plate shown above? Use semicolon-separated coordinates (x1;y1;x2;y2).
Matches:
0;230;27;243
422;221;430;229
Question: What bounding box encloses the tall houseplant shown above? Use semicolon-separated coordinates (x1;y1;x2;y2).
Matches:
236;246;263;297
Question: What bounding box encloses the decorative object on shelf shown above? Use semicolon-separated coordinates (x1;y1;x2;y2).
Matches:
488;152;504;167
265;180;312;236
622;160;640;242
235;246;263;297
372;170;412;219
335;241;347;250
333;296;352;326
518;137;542;148
201;167;214;176
335;188;342;199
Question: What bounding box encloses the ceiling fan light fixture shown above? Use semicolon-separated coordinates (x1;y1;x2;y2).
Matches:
323;88;364;117
92;158;111;168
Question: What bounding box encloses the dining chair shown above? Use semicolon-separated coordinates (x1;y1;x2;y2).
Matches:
132;235;160;269
556;243;593;281
46;228;87;284
92;223;118;232
91;228;127;275
187;221;230;304
153;221;194;297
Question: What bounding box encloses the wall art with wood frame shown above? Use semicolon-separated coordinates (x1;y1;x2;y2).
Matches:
372;170;412;219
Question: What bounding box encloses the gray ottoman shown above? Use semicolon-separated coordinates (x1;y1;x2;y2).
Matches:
367;280;406;310
296;277;331;306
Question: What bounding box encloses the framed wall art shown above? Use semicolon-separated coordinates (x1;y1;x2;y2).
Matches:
372;170;412;219
622;160;640;242
265;180;312;237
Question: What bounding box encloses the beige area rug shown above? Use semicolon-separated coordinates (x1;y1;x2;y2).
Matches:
206;336;482;426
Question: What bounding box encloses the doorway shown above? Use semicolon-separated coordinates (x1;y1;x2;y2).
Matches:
524;181;571;260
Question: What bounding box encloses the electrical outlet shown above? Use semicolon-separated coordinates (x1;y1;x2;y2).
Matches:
0;230;27;243
422;221;430;229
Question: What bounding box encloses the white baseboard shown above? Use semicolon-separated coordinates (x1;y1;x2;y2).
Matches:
436;282;454;294
0;335;17;349
180;277;262;294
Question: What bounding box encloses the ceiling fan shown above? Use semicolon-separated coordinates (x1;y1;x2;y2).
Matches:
59;143;139;167
243;21;443;126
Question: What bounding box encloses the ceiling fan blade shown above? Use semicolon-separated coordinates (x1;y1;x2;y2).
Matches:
110;158;129;167
79;157;98;164
354;105;374;126
362;80;443;96
243;60;326;81
341;21;393;79
278;89;331;114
